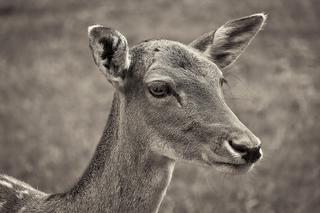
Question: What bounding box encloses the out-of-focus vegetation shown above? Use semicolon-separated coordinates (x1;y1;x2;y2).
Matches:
0;0;319;212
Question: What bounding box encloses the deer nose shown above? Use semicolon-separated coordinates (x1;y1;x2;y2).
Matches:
228;140;262;163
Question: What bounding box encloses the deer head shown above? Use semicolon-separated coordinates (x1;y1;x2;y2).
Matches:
88;14;266;174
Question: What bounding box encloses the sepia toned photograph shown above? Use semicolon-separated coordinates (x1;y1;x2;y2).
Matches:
0;0;319;212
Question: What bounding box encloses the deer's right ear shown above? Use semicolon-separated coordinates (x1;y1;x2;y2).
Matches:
88;25;130;86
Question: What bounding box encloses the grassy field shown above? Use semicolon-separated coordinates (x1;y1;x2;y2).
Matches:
0;0;319;212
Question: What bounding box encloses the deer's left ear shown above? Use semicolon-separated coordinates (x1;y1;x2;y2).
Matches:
88;25;130;87
190;13;267;69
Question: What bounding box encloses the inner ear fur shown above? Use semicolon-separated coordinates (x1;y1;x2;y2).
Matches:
88;25;130;84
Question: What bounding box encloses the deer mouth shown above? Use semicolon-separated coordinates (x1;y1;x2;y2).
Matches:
213;161;254;174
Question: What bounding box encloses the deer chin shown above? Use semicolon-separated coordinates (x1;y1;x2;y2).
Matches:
213;162;254;175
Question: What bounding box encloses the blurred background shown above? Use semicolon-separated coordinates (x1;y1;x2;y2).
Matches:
0;0;319;212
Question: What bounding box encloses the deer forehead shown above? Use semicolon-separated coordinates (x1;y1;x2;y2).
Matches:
133;40;222;82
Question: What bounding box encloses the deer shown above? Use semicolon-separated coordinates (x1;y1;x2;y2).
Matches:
0;13;266;213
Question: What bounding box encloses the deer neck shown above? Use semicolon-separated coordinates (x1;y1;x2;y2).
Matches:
48;93;175;213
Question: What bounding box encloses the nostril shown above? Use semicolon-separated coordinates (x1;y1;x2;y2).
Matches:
228;140;249;154
228;140;262;163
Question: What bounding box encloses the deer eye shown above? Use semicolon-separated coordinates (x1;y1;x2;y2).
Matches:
148;81;172;98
